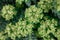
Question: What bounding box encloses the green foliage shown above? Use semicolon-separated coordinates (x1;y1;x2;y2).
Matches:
0;0;60;40
54;29;60;40
16;0;24;5
56;0;60;12
25;5;44;23
16;0;31;8
0;18;33;40
15;19;33;37
16;0;24;8
1;5;17;20
0;32;7;40
37;0;53;13
36;16;58;40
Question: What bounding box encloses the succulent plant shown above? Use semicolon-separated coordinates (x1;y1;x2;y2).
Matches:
25;5;44;24
1;5;17;20
0;0;60;40
56;0;60;12
3;18;33;40
15;19;33;37
36;16;58;40
37;0;53;13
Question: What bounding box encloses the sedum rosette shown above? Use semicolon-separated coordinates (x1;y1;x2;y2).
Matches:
37;0;53;13
36;16;58;40
4;18;33;40
1;5;17;20
25;5;44;23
